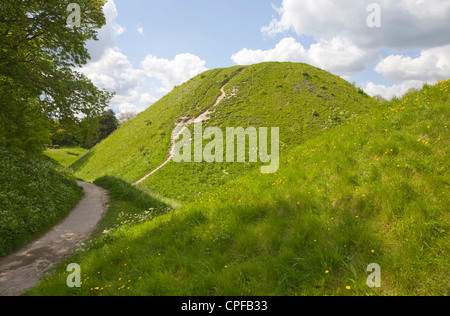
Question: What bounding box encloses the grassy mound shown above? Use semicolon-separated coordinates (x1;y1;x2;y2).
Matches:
0;148;84;257
72;62;377;202
25;79;449;296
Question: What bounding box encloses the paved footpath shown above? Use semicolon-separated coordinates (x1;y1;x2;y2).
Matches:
0;181;109;296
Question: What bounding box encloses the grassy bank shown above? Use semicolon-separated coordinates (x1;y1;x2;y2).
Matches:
25;79;449;296
0;148;84;257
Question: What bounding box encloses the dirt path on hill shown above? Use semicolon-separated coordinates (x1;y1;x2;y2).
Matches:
134;83;229;185
0;181;109;296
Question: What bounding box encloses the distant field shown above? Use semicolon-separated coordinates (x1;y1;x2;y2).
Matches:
44;146;89;167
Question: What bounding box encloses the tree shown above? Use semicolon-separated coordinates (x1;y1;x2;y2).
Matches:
77;115;100;149
118;112;138;125
98;109;118;142
0;0;113;153
373;94;387;102
0;86;51;153
48;110;118;149
49;116;81;147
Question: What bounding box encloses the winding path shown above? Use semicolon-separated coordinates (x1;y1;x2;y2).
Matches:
134;83;229;185
0;181;109;296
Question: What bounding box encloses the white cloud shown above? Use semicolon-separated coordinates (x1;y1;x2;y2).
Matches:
232;37;376;77
81;0;147;115
398;0;450;20
81;47;148;114
137;26;144;35
141;53;208;91
362;80;424;100
255;0;450;91
231;37;306;65
140;93;158;106
82;48;146;92
262;0;450;50
119;103;146;114
375;45;450;82
85;0;126;62
308;37;377;76
81;1;208;114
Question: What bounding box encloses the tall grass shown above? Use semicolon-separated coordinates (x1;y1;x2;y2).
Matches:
25;79;449;296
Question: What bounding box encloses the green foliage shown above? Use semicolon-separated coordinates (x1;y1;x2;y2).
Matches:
0;90;51;153
49;110;119;149
49;118;80;147
0;147;83;257
0;0;113;153
77;115;101;149
98;110;119;143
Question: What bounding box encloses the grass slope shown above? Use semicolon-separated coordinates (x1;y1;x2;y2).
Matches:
72;62;377;201
0;148;84;257
26;79;449;296
71;66;243;182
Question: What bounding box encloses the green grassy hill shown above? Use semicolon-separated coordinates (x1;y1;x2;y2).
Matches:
0;148;84;257
25;72;449;296
72;62;377;201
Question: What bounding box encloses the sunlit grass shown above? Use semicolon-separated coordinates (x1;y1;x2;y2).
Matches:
44;146;89;168
25;79;449;296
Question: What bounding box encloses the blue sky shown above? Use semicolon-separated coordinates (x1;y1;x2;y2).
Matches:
114;0;283;69
81;0;450;114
